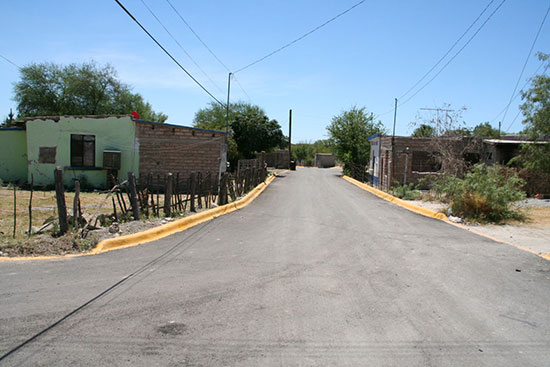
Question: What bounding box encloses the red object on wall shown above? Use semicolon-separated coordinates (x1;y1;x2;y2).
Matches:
131;111;140;119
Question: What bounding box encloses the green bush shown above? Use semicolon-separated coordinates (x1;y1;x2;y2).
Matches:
391;182;421;200
431;164;525;222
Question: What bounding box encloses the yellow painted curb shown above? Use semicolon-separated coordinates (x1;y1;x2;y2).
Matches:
343;175;449;221
0;173;282;262
343;175;550;261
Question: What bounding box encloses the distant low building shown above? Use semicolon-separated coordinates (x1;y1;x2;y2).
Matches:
314;153;336;168
0;115;227;188
265;149;290;169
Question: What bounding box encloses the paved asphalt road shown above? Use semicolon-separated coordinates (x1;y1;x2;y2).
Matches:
1;168;550;366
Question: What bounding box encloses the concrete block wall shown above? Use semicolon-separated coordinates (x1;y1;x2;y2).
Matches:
379;137;438;190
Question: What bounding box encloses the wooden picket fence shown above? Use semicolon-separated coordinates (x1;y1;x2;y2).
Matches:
47;163;267;236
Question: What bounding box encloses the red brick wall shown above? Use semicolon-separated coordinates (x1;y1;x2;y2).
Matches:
135;122;224;185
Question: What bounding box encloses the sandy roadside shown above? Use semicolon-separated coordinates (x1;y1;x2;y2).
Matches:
409;198;550;258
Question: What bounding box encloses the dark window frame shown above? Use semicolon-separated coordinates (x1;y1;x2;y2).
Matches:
38;146;57;164
411;151;441;173
70;134;96;167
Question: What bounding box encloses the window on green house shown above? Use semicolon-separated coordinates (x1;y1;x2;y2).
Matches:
71;134;95;167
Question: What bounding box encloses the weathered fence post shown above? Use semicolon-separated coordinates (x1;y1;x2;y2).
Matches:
259;151;266;182
128;172;140;220
112;196;118;222
54;167;69;234
190;172;197;212
73;179;80;231
164;173;173;217
12;184;16;239
218;173;228;206
28;174;34;237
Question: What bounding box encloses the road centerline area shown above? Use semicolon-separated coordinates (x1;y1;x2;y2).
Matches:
1;168;549;366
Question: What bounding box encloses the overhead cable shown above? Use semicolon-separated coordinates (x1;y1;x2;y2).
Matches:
491;61;549;123
399;0;496;100
139;0;224;94
399;0;507;107
0;54;21;69
233;0;367;74
114;0;225;106
164;0;231;72
164;0;253;101
503;3;550;133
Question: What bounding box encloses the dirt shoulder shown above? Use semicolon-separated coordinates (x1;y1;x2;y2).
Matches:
409;198;550;257
0;215;184;257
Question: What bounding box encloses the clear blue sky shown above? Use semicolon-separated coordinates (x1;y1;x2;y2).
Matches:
1;0;549;142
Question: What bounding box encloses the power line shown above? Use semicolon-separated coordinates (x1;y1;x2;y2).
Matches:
113;0;225;106
503;3;550;133
399;0;496;100
0;54;21;69
164;0;231;72
233;0;367;74
231;74;252;102
139;0;224;94
163;0;253;101
400;0;507;107
491;61;548;123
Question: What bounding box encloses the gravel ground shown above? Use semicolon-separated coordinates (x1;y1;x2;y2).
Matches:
515;198;550;208
409;198;550;258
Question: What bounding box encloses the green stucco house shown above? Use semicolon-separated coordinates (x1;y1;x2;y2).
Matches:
0;115;226;188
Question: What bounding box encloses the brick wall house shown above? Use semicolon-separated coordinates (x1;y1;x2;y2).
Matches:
135;120;226;187
369;136;480;191
369;135;547;193
0;115;227;189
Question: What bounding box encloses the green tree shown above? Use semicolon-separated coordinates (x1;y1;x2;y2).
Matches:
291;140;333;166
231;109;285;158
411;124;435;137
13;61;167;122
448;127;472;137
193;101;264;132
193;101;268;164
312;139;333;154
292;143;314;166
519;52;550;173
326;106;384;170
472;122;500;138
0;108;23;127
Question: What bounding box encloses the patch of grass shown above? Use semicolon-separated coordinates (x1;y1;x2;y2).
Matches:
0;186;114;239
391;182;422;200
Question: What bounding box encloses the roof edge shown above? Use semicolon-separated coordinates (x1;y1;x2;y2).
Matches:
134;119;228;135
24;114;132;122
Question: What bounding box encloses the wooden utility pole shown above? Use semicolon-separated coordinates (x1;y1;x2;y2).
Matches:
391;98;398;187
288;109;292;169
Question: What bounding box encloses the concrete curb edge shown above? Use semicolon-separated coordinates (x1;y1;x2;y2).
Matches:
342;175;449;221
343;175;550;261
